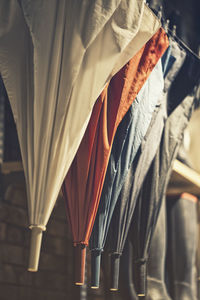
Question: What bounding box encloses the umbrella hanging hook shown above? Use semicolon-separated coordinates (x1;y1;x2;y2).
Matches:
157;5;162;20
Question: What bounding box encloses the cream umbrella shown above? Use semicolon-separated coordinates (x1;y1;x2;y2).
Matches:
0;0;160;272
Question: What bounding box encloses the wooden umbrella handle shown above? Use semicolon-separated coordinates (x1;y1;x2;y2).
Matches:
75;244;86;285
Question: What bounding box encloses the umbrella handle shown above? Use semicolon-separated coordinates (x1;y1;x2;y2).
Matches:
137;262;147;297
75;244;86;285
91;249;102;288
110;253;121;291
28;226;45;272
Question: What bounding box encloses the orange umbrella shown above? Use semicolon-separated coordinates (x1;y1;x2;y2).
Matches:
62;28;168;285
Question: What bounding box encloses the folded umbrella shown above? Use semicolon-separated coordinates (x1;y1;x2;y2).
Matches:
89;30;169;289
0;0;159;271
62;27;165;286
130;94;194;296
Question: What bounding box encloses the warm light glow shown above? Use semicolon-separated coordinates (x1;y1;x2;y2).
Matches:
28;268;37;272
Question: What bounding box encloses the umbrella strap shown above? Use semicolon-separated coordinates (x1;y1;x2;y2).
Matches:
29;225;46;231
74;241;88;246
134;258;147;264
109;251;122;256
91;248;103;253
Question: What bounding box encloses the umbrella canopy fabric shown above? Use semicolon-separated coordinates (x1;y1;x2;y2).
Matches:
89;31;169;288
0;0;160;271
62;28;165;285
106;37;187;291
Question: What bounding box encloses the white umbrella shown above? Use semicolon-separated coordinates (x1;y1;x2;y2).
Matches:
0;0;160;272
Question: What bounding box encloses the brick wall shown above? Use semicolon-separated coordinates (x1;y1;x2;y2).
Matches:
0;171;75;300
0;171;109;300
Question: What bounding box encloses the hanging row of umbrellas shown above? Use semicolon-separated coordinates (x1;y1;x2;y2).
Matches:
63;26;168;285
102;38;182;293
103;37;200;296
88;28;169;289
1;0;199;297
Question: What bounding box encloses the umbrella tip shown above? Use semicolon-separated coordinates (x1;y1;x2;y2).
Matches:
28;268;37;272
110;288;118;291
75;282;84;286
91;286;99;289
